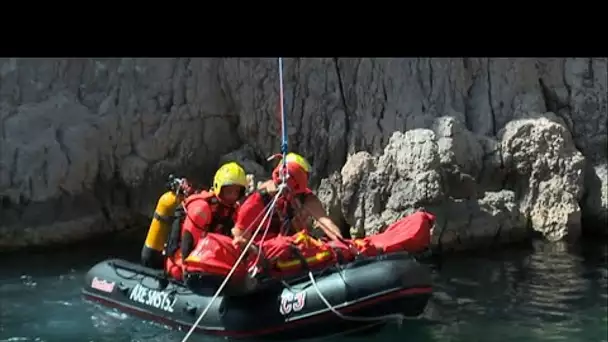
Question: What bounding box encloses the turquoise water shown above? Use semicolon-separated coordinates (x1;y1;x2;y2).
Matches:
0;231;606;342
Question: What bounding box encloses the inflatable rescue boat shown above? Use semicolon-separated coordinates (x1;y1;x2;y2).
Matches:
81;172;436;339
82;210;435;339
82;250;432;340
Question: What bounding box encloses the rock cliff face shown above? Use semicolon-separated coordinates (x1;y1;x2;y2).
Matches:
0;58;606;252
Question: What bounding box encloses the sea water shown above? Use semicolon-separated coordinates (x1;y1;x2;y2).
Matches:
0;232;606;342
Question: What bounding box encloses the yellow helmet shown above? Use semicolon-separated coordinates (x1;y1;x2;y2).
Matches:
285;153;311;172
212;162;248;196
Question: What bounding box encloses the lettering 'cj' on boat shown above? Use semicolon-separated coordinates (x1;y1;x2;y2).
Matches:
280;291;306;315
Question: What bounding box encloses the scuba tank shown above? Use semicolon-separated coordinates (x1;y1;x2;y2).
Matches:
141;174;193;269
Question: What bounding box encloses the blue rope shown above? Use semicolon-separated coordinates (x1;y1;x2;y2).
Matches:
278;57;288;183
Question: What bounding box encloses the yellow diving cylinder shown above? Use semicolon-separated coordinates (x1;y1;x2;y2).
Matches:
141;191;182;269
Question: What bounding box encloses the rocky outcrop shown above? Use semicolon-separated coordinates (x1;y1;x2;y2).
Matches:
499;115;586;241
0;58;605;251
317;115;586;252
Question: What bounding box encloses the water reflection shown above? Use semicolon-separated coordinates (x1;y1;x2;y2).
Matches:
427;239;608;342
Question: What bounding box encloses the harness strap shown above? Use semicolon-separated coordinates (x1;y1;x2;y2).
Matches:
164;206;186;257
154;211;173;223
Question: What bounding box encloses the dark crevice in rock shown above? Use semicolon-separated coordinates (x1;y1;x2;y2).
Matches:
184;58;193;82
463;82;474;132
463;58;470;70
27;178;33;203
492;221;504;248
0;195;10;211
41;146;49;189
333;57;351;168
19;193;29;208
163;92;174;114
112;85;120;109
434;169;450;254
76;62;86;105
377;82;387;138
561;60;577;138
538;77;577;143
54;127;72;165
9;148;18;188
486;59;497;136
429;60;434;98
585;58;595;87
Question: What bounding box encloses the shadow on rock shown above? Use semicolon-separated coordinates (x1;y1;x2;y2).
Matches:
581;163;608;236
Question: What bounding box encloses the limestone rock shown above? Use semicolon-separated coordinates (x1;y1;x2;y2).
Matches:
431;116;484;199
330;114;587;251
528;183;581;241
340;131;446;236
314;171;345;230
558;59;607;163
339;151;377;237
499;115;586;241
0;92;101;203
431;190;526;252
218;144;268;180
432;116;484;178
334;128;526;251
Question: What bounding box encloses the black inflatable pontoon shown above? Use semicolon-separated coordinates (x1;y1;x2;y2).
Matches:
82;252;432;340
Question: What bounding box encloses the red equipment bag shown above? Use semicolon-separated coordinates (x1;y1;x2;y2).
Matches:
182;233;249;280
360;211;435;254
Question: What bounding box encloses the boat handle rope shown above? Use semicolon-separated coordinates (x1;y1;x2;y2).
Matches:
304;210;411;326
180;183;286;342
308;271;408;327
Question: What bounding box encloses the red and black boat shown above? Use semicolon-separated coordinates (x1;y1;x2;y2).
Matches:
81;211;435;340
82;252;432;340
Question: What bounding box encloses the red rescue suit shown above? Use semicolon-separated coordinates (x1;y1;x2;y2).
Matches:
165;191;239;280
